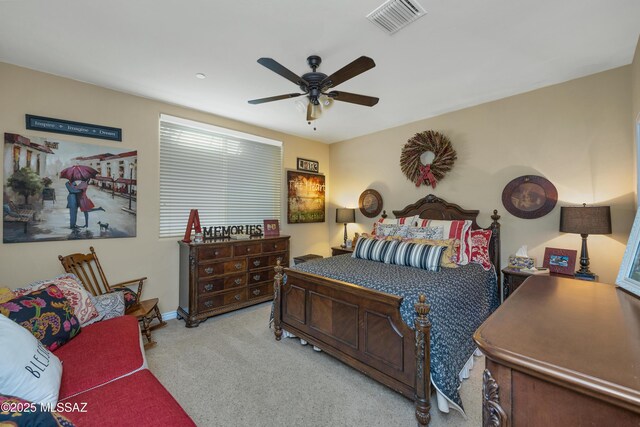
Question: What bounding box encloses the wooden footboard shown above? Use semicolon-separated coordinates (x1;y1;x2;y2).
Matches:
273;260;432;426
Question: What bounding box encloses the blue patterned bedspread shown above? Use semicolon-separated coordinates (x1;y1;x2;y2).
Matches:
290;254;499;413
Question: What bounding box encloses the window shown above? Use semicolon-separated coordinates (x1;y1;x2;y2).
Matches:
159;115;282;238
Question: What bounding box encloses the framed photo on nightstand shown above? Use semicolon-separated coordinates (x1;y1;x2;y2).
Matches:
543;247;577;276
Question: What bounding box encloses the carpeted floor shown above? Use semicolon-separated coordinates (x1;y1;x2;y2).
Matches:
146;303;483;427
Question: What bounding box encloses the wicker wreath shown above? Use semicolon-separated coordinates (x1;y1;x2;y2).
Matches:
400;131;457;188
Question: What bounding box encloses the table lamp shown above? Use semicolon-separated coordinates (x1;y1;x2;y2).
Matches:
559;204;612;279
336;208;356;248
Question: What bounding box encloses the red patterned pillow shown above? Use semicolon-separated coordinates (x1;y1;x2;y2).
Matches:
470;229;493;270
416;219;472;264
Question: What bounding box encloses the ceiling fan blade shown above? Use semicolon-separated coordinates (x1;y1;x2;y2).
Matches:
328;91;379;107
321;56;376;89
248;93;303;105
257;58;308;88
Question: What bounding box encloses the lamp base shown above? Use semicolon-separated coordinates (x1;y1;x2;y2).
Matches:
574;271;597;281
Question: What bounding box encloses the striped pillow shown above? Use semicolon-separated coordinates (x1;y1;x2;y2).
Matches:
353;238;399;263
389;241;446;272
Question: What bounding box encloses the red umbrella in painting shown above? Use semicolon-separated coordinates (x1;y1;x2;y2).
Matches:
59;165;99;181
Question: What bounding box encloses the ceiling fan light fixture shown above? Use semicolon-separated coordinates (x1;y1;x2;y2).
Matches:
367;0;427;35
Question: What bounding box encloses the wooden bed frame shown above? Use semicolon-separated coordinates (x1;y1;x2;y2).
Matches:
272;195;501;426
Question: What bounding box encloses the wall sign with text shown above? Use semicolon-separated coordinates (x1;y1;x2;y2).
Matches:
26;114;122;142
296;157;319;173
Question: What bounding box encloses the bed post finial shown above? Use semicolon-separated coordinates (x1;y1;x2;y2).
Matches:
414;294;432;426
490;209;501;290
273;259;284;341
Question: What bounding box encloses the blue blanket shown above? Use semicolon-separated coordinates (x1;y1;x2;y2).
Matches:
290;254;499;413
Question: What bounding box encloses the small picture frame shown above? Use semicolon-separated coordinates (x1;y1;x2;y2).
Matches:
616;208;640;297
263;219;280;237
543;247;577;276
296;157;319;173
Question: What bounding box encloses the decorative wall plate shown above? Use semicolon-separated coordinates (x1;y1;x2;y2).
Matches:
359;189;383;218
501;175;558;219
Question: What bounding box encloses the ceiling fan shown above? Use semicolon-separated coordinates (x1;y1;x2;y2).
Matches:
248;55;379;121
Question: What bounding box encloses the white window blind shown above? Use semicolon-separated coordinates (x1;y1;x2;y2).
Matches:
159;115;282;238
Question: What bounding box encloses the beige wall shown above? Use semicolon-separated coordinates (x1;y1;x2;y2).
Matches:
0;62;330;314
632;36;640;201
330;66;635;284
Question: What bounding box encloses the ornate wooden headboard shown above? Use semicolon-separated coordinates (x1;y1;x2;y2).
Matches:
391;194;501;283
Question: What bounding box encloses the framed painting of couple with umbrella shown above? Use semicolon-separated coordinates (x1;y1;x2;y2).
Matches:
3;132;137;243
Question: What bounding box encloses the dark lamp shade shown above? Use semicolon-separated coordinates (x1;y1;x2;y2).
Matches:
336;208;356;224
560;206;612;235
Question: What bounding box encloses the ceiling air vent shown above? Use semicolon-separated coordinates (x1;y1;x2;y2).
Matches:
367;0;426;35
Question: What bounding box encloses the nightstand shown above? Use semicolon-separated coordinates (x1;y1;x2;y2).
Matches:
331;246;354;256
502;267;598;301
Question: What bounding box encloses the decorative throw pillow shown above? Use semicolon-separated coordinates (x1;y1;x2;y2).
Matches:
353;238;400;263
405;226;444;240
415;219;472;264
373;223;409;238
470;229;493;271
388;242;446;272
84;291;125;325
0;393;75;426
0;314;63;405
0;287;13;304
371;215;417;234
2;285;81;351
12;274;99;326
110;287;138;311
406;238;459;269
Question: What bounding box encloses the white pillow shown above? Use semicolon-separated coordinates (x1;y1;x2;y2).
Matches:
0;314;63;404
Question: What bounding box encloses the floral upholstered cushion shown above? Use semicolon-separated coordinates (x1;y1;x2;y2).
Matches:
12;274;99;326
0;393;75;426
1;285;81;351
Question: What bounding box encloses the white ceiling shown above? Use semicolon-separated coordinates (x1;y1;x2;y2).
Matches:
0;1;639;143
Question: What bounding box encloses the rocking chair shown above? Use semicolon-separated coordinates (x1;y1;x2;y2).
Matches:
58;247;166;347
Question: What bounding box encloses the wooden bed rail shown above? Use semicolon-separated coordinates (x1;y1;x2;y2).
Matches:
273;258;433;426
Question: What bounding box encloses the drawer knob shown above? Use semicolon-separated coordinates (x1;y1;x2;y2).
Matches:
247;248;251;252
234;294;241;301
235;263;242;270
234;278;242;285
204;283;214;292
214;251;219;256
252;289;261;296
253;260;261;266
253;274;261;281
205;267;214;274
204;300;213;308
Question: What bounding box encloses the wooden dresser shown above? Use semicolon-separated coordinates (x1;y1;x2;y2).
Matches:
474;275;640;426
177;236;289;327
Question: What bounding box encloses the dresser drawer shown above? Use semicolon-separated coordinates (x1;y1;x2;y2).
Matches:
262;239;288;253
248;253;288;270
198;259;247;277
248;269;276;285
197;274;245;294
234;242;262;256
198;289;247;311
248;283;273;300
198;245;232;261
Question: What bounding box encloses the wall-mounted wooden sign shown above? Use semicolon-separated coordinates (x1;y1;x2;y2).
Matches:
296;157;319;173
26;114;122;142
